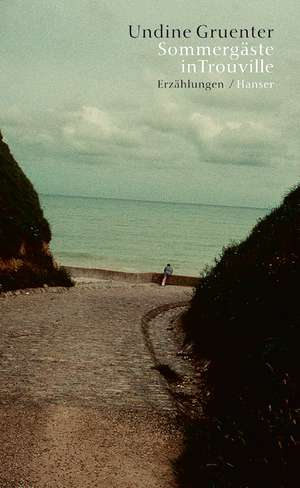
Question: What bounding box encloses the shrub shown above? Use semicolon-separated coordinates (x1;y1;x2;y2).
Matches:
180;184;300;487
0;132;73;291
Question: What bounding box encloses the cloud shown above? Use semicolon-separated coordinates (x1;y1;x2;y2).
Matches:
62;106;120;149
61;106;144;158
0;95;294;173
135;94;289;168
188;112;286;166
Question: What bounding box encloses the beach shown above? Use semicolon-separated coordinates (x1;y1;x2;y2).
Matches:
0;278;194;488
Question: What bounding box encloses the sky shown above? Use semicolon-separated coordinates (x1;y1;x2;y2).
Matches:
0;0;299;208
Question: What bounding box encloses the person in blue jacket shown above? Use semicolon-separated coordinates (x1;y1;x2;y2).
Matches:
161;263;173;286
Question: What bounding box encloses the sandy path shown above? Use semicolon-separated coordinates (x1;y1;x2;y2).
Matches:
0;282;193;487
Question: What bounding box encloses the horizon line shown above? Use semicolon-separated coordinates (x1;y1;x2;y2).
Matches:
40;192;270;212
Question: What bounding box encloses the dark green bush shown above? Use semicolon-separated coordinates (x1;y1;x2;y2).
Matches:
0;264;74;292
180;184;300;487
0;132;73;291
0;133;51;258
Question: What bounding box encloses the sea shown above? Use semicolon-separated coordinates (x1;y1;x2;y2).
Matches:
40;194;269;277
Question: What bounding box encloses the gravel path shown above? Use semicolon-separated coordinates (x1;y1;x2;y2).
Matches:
0;282;193;488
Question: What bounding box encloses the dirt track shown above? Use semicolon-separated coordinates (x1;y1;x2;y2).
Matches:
0;282;193;488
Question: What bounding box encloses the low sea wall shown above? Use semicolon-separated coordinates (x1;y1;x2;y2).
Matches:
65;266;199;288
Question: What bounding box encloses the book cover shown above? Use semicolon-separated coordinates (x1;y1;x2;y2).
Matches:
0;1;299;487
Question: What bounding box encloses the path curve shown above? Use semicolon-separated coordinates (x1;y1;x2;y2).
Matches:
141;300;204;418
141;300;189;365
0;283;194;488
